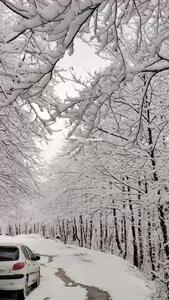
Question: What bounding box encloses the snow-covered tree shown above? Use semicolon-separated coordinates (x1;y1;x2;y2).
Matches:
0;103;41;220
1;0;169;116
42;69;169;297
2;1;169;296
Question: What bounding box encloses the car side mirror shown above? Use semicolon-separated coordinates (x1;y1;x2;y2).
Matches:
35;255;40;260
32;255;40;261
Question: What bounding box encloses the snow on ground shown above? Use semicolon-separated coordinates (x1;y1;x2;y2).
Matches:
0;234;154;300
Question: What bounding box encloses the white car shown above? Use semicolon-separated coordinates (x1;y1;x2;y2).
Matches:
0;243;40;299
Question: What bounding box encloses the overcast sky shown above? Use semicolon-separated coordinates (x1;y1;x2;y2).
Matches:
41;39;110;161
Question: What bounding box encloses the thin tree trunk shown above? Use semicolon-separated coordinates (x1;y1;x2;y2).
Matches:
147;210;156;278
138;181;143;268
104;214;108;249
122;181;127;259
113;202;123;254
79;215;84;247
100;213;103;251
58;220;63;242
73;218;80;245
109;181;122;254
62;220;67;244
126;176;139;267
89;216;93;249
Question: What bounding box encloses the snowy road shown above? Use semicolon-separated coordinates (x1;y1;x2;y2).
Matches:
0;235;154;300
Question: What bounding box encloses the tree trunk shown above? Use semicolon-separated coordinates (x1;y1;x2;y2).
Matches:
126;177;139;267
79;215;84;247
89;216;93;249
138;181;143;268
73;218;80;245
122;182;127;259
147;210;156;278
100;213;103;251
104;214;108;249
113;202;123;254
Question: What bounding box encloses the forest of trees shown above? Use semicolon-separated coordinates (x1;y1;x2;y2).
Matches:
1;0;169;299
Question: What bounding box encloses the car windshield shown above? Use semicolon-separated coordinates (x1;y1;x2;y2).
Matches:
0;246;19;261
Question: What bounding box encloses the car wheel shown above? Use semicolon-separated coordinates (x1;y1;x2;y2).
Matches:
17;277;29;300
35;270;40;288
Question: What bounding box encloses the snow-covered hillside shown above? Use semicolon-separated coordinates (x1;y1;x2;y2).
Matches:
0;235;154;300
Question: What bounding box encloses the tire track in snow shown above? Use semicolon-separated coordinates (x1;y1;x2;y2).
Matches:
55;268;112;300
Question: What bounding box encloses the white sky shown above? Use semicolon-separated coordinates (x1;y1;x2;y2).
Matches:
41;39;110;161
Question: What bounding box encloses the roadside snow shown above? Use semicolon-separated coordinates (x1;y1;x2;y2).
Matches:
27;265;86;300
0;234;154;300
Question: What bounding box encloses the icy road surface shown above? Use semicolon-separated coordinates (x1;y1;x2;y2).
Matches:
0;235;154;300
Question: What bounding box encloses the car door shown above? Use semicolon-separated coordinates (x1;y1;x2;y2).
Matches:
21;246;34;286
25;246;38;285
